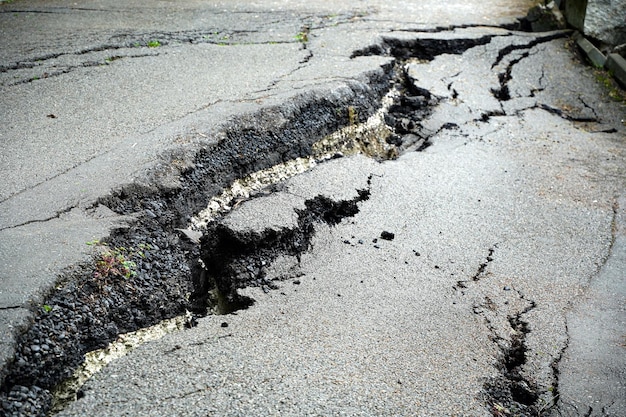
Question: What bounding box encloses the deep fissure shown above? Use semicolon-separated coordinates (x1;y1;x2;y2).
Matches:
483;297;541;416
352;33;497;60
504;307;538;406
1;39;404;415
454;246;496;290
456;246;545;414
490;32;569;103
194;189;371;315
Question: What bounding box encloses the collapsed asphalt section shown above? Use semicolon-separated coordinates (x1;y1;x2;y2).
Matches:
0;20;435;414
0;76;393;414
195;187;372;315
3;23;626;417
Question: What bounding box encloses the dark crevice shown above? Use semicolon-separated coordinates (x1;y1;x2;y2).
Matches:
507;299;539;407
194;189;370;314
484;296;541;416
472;246;495;281
352;34;497;60
389;22;524;34
477;111;506;123
0;205;77;232
490;31;569;70
492;49;535;101
549;322;570;412
536;103;598;122
300;49;313;64
490;32;569;102
454;245;496;291
454;245;544;413
578;96;599;120
381;63;439;152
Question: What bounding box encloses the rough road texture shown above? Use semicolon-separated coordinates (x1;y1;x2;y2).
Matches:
1;0;625;416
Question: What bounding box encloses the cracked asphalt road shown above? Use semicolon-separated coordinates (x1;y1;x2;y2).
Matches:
56;105;625;416
1;0;625;416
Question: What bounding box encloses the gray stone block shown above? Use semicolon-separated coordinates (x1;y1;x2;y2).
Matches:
564;0;626;47
575;32;607;67
564;0;587;32
584;0;626;46
606;53;626;88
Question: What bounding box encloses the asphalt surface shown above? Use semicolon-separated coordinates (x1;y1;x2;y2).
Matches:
1;0;625;416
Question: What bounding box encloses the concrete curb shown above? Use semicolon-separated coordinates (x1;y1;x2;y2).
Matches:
574;32;606;67
574;31;626;88
606;53;626;88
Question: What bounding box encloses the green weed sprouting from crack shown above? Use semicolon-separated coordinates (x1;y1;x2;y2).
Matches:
87;240;151;279
147;40;161;48
295;26;310;43
295;32;308;43
105;56;122;64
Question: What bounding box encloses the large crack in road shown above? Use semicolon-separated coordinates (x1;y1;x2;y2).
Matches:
2;19;626;417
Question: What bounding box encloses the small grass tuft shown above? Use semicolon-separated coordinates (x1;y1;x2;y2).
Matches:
87;241;150;280
295;26;310;43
